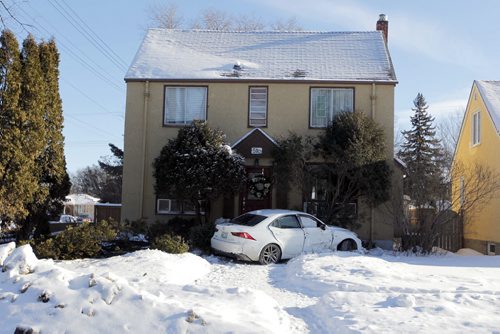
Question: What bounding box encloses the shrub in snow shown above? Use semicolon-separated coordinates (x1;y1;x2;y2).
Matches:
189;222;215;252
32;221;117;260
151;234;189;254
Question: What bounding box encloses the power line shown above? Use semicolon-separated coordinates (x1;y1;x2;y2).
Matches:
62;78;124;119
64;114;122;138
47;0;128;71
59;0;129;68
14;4;123;92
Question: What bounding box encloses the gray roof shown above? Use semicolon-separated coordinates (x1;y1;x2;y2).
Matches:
125;29;397;83
475;80;500;134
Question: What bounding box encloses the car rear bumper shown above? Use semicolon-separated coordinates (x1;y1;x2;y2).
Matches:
211;237;256;262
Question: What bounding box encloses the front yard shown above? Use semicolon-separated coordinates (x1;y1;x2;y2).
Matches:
1;243;499;333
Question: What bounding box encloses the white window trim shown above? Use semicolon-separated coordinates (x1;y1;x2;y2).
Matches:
249;86;268;127
471;111;481;146
164;86;207;125
309;88;354;128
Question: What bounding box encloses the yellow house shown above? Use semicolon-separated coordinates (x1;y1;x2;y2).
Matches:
121;15;398;247
453;80;500;255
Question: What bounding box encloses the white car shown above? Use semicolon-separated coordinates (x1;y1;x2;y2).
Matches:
211;209;362;264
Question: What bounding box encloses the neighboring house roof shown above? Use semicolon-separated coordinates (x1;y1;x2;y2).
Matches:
65;194;100;205
475;80;500;134
125;29;397;83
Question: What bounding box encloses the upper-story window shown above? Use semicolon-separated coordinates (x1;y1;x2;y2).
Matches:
310;88;354;128
164;86;207;125
249;86;268;127
472;111;481;145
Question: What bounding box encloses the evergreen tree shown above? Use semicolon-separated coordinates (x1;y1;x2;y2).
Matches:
398;93;445;207
153;121;246;223
313;111;391;228
97;143;123;202
0;30;37;222
24;39;70;237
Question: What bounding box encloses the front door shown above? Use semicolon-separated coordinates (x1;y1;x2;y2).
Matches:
240;167;272;214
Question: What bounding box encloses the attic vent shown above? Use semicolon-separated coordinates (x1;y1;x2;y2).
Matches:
233;63;242;71
292;69;307;78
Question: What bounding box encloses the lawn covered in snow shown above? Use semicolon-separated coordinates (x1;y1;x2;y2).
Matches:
1;243;499;333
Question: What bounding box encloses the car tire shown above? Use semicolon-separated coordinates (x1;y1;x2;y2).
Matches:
338;239;357;251
259;243;282;265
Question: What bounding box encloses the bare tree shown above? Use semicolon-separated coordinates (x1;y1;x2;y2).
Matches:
194;8;233;31
271;17;303;31
149;3;183;29
392;161;500;253
438;108;463;171
233;14;265;31
149;3;302;32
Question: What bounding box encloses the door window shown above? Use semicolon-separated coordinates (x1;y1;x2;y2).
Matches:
299;215;322;228
272;215;301;229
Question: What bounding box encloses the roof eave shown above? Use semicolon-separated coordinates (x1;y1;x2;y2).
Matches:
124;77;399;85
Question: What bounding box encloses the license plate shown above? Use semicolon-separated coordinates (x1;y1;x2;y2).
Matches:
221;232;228;239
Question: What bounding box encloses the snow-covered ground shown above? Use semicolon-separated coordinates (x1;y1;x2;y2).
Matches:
1;243;499;333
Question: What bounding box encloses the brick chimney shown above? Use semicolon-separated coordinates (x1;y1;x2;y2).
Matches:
376;14;388;43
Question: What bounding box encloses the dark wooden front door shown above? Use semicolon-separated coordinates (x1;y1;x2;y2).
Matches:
240;167;272;214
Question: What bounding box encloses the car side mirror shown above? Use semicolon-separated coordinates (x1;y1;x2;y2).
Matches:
320;224;326;230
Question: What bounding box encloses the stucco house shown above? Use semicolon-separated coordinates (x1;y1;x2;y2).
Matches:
453;80;500;255
122;15;398;247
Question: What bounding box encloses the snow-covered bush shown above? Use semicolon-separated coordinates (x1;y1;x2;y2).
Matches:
151;234;189;254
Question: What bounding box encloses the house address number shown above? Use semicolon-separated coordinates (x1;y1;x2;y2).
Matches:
251;147;263;155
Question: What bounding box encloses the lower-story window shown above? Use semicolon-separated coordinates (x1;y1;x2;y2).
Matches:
156;198;205;215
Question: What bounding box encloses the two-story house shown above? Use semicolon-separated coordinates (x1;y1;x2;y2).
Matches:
453;80;500;255
122;15;398;247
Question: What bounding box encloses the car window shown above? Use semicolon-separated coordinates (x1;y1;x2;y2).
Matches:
272;215;301;229
299;215;321;228
231;213;267;226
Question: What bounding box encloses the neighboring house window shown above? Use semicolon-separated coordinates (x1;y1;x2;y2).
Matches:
249;86;268;127
472;111;481;145
157;198;205;215
310;88;354;128
164;86;207;125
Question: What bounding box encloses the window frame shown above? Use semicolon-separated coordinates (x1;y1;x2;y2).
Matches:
309;87;355;129
248;86;268;128
271;215;302;229
163;85;208;127
471;111;481;146
156;197;205;215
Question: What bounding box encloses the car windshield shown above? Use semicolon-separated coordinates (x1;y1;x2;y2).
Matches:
230;213;267;226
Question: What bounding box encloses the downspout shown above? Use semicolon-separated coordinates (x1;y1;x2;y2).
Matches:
370;82;376;243
140;81;150;219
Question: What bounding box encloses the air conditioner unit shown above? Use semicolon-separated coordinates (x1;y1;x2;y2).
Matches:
487;242;496;256
157;199;171;213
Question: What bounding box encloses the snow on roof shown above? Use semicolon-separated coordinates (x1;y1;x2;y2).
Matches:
125;29;397;82
65;193;100;205
475;80;500;134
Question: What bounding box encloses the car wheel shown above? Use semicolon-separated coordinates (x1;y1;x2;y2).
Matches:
259;244;282;265
338;239;357;251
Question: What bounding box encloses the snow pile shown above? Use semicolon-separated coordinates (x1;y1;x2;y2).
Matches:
284;251;500;333
0;246;292;333
455;248;484;256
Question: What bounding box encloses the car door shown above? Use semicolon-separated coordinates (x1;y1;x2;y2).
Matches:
299;215;333;252
268;215;305;258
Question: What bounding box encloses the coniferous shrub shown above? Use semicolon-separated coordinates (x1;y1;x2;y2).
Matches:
32;221;117;260
151;234;189;254
189;222;215;252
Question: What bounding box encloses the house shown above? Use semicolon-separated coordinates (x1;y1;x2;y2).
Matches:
122;15;398;247
63;193;100;221
453;80;500;255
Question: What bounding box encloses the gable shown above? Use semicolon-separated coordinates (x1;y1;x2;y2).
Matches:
125;30;397;83
231;128;278;159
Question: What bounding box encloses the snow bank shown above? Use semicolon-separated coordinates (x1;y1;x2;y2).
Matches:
455;248;484;256
0;247;291;333
283;252;500;333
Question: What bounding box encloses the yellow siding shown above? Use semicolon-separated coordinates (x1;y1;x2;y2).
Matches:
122;81;395;241
453;83;500;252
